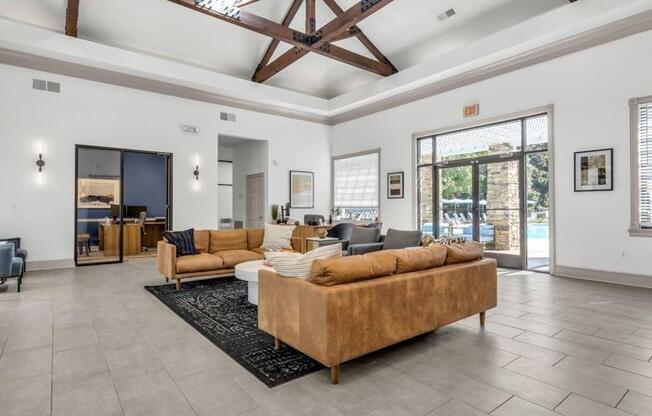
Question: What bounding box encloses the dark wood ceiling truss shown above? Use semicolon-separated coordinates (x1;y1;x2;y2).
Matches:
166;0;397;83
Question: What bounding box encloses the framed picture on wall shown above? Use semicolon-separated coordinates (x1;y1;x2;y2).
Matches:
387;171;404;199
574;148;613;192
77;178;121;208
289;170;314;208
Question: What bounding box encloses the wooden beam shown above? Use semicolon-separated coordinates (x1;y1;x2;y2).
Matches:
252;0;396;82
65;0;79;37
322;0;396;72
253;0;303;74
167;0;397;82
305;0;316;34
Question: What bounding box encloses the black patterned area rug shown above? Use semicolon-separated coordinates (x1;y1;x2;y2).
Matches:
144;277;324;387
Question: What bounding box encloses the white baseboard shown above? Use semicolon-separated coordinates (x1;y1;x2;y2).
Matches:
554;265;652;289
27;259;75;272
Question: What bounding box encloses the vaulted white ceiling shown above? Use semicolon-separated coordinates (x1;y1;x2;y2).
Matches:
0;0;570;98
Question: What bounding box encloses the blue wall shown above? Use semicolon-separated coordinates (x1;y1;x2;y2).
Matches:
123;151;167;217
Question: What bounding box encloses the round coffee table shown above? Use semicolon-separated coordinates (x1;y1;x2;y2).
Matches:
234;260;275;305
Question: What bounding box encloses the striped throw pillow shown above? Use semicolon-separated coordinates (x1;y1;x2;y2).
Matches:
265;243;342;279
163;229;196;257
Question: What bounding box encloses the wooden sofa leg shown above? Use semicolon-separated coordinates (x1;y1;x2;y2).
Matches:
165;277;169;282
330;365;339;385
175;279;181;291
274;337;280;350
479;311;486;327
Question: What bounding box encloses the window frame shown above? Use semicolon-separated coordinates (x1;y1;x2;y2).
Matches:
629;95;652;237
331;148;381;219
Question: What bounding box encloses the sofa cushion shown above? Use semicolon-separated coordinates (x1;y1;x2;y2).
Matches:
194;230;210;253
383;229;423;250
175;253;224;274
261;224;295;249
250;247;267;255
349;226;381;245
444;241;484;265
209;230;248;253
266;243;342;279
214;250;263;268
391;244;447;274
163;229;196;257
309;250;397;286
247;229;265;250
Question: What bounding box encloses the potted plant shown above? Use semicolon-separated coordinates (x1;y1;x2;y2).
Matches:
271;204;279;223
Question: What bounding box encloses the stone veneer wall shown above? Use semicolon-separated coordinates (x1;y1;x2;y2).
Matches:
486;145;520;251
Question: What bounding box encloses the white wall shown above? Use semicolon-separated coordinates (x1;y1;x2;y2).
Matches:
0;63;331;266
331;30;652;277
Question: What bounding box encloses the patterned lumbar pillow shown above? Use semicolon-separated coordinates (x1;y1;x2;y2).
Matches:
163;229;196;257
434;236;467;245
265;243;342;279
261;224;296;250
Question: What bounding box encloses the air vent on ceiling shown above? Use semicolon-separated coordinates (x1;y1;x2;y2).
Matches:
32;78;61;93
437;8;456;21
220;112;236;122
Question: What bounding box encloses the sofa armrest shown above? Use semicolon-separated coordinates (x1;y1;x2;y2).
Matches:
157;241;177;279
347;242;384;256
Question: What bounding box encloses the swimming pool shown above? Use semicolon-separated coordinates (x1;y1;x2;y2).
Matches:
421;222;549;240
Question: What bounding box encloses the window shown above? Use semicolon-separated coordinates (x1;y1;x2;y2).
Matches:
630;97;652;235
332;150;380;220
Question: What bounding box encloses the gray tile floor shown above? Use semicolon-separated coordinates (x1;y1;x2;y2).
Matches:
1;261;652;416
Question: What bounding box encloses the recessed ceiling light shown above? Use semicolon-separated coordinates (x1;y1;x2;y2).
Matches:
437;8;456;22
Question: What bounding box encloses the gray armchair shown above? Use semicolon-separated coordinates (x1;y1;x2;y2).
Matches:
0;242;24;292
348;229;423;256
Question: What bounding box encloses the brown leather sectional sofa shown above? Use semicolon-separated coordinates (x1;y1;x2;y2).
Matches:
258;243;497;384
157;228;300;290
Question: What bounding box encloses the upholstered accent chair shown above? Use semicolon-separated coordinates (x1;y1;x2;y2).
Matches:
0;242;24;292
326;223;355;253
0;238;27;275
348;228;423;255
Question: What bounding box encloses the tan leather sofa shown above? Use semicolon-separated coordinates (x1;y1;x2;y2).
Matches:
157;228;300;290
258;243;497;384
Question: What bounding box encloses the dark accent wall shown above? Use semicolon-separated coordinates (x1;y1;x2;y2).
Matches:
123;151;167;217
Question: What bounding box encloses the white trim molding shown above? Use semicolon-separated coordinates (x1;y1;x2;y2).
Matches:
26;259;75;272
555;265;652;289
628;95;652;237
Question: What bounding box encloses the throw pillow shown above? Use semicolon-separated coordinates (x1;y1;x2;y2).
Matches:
261;224;296;249
349;226;381;245
435;236;467;245
163;229;196;257
266;243;342;279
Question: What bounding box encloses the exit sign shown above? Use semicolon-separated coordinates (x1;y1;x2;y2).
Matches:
463;104;480;118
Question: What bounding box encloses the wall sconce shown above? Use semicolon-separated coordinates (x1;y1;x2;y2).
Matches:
193;165;199;180
36;152;45;172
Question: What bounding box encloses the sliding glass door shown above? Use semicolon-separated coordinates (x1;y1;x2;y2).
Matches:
417;113;550;271
75;146;172;266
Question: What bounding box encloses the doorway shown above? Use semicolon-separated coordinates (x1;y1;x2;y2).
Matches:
417;113;551;271
246;173;265;229
74;145;172;266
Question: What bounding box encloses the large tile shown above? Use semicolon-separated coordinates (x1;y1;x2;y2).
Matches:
177;370;258;416
514;331;610;362
52;372;122;416
555;356;652;396
617;391;652;415
0;345;52;384
554;330;652;361
53;344;107;383
114;369;195;416
427;399;489;416
53;325;99;352
556;394;631;416
0;373;51;416
4;323;52;352
487;314;563;337
505;357;625;406
451;358;568;410
491;397;558;416
604;353;652;378
104;343;164;381
155;342;224;380
594;327;652;349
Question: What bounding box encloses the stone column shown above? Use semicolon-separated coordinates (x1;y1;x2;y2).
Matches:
486;145;520;252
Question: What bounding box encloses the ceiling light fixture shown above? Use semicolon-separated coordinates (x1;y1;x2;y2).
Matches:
437;8;456;22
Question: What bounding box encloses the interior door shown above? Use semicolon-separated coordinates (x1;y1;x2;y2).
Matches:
246;173;265;228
